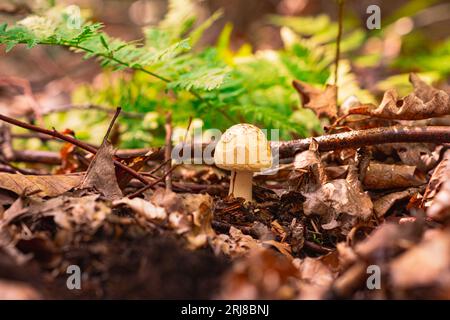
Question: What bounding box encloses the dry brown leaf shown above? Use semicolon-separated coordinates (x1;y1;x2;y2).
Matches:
354;222;422;262
390;229;450;298
113;197;166;220
115;154;152;189
181;193;215;249
150;188;184;213
293;80;337;119
303;166;373;233
0;173;81;197
374;143;441;173
363;162;426;190
424;149;450;221
0;280;41;299
393;143;441;173
373;187;421;218
218;248;299;299
290;139;327;192
211;226;260;257
79;141;122;200
427;180;450;221
293;257;335;299
349;73;450;120
262;240;293;259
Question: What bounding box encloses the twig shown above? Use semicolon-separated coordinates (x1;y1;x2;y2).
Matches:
12;133;54;142
164;111;173;191
143;159;171;176
11;149;61;164
103;107;121;144
128;165;179;199
4;115;450;165
304;240;334;254
0;111;153;186
183;116;193;142
334;0;344;106
275;126;450;158
0;124;14;161
0;159;42;175
115;126;450;160
42;104;142;118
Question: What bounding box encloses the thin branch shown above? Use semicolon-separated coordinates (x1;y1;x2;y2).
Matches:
11;149;61;164
164;111;173;191
103;107;121;144
334;0;344;106
128;165;178;199
5;111;450;166
42;104;142;118
0;112;153;186
275;126;450;158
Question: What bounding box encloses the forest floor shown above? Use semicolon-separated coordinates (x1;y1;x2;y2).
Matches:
1;73;450;300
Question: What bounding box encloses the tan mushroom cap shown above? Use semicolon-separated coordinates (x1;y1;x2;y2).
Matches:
214;123;272;172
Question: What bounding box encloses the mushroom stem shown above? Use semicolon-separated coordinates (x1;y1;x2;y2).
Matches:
229;170;253;202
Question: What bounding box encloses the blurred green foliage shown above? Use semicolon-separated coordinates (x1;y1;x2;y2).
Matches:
1;0;449;151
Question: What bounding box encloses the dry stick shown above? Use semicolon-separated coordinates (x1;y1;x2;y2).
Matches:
11;149;61;164
102;107;121;144
304;240;333;254
276;126;450;158
111;126;450;160
164;112;173;191
4;112;450;164
0;124;14;161
183;116;193;142
11;126;450;162
0;112;153;186
43;104;142;118
142;159;171;177
0;158;41;175
128;165;178;199
334;0;344;107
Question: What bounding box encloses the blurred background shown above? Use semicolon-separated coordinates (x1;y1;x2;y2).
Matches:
1;0;449;151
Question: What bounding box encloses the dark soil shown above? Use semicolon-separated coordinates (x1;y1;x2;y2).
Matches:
2;235;229;299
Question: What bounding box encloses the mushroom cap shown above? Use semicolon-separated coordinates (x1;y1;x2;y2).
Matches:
214;123;272;172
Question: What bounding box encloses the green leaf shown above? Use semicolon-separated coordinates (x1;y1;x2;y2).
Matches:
100;35;109;51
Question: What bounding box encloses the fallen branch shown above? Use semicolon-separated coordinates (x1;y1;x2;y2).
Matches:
10;149;61;164
2;111;450;163
116;126;450;160
275;126;450;158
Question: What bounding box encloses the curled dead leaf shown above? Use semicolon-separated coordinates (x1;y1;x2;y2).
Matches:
293;80;337;120
303;166;373;233
424;149;450;221
349;74;450;120
373;187;421;218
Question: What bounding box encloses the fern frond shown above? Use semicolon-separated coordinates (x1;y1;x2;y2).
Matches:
168;67;230;91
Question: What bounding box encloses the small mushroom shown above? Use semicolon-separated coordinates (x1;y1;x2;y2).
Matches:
214;124;272;202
